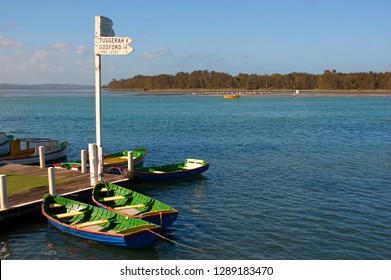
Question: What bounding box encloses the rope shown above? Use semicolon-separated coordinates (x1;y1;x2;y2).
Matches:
99;173;107;186
147;229;206;253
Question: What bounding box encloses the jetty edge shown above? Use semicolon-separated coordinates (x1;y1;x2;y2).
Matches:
0;163;130;227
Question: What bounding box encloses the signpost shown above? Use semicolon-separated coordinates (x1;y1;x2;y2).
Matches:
93;15;133;183
94;36;133;55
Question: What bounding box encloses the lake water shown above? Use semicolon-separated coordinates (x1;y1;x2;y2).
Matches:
0;89;390;260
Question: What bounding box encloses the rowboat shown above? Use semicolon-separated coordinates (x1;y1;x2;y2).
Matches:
103;147;147;167
42;194;161;248
0;138;68;165
53;147;147;171
132;158;209;183
92;182;179;227
0;132;14;155
223;94;240;99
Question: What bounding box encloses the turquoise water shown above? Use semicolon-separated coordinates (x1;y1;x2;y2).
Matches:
1;90;390;259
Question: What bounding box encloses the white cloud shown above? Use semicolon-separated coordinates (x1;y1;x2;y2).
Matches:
137;47;172;60
49;42;70;52
0;36;22;48
0;39;93;84
28;50;50;65
75;45;87;55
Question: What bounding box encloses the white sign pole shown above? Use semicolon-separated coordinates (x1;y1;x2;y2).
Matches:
94;53;103;180
94;15;132;180
94;15;115;180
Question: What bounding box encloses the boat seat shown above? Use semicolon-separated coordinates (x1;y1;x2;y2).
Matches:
104;157;126;164
74;219;109;228
102;195;125;201
182;164;202;169
113;204;145;210
55;211;84;219
181;167;193;170
49;203;63;208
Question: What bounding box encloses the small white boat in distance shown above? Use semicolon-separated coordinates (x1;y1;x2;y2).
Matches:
0;138;69;165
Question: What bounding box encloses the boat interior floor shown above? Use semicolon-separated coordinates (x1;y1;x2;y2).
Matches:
118;208;142;216
76;224;117;233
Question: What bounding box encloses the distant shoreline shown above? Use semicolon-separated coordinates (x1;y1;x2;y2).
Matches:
108;88;391;93
0;83;93;89
114;89;391;97
131;92;391;97
1;84;390;97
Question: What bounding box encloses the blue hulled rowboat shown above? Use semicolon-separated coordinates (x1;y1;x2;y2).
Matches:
92;182;179;227
133;158;209;183
42;194;161;248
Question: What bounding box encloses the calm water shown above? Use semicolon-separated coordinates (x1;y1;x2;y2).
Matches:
0;89;390;260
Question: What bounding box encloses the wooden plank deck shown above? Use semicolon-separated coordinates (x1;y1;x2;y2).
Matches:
0;163;130;224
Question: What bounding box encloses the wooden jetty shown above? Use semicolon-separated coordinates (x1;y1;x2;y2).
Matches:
0;163;130;226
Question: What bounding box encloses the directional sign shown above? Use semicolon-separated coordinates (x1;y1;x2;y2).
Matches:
93;16;134;180
94;36;133;55
95;16;115;37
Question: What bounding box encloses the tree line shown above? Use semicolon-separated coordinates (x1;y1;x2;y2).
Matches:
107;70;391;91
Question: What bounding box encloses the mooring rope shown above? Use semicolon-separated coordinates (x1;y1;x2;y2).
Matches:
147;229;206;253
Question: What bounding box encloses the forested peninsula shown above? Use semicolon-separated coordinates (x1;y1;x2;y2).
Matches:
107;70;391;91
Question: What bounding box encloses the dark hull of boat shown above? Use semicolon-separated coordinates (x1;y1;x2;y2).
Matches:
134;164;209;183
46;218;159;248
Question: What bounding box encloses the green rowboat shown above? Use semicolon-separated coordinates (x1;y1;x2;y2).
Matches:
53;147;147;170
92;182;179;227
42;194;161;248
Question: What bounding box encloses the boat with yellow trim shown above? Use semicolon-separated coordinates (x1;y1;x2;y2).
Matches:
223;94;240;99
0;138;69;165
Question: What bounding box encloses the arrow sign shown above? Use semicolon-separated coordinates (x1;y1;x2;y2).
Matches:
94;36;133;55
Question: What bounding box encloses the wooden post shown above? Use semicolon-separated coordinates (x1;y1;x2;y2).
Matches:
0;175;8;210
81;149;87;173
39;146;45;168
128;151;134;173
48;167;56;195
89;144;98;186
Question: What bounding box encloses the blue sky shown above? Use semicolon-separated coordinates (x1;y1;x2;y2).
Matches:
0;0;390;85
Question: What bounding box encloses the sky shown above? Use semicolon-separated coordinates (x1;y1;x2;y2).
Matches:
0;0;390;85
